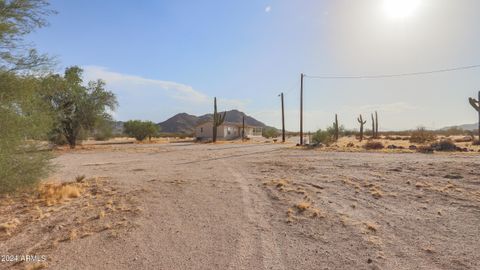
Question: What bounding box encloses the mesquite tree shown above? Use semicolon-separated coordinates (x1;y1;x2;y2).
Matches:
357;115;366;142
212;97;226;142
42;67;117;148
469;91;480;141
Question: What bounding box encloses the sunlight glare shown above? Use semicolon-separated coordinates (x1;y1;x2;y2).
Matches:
383;0;421;19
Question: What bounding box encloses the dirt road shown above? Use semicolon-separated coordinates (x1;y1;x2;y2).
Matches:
7;142;479;269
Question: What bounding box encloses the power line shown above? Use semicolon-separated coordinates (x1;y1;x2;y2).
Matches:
304;64;480;79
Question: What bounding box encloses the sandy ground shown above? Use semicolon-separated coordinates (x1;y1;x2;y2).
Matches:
1;141;479;269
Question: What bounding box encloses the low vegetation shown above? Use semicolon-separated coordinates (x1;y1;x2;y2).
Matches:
431;139;458;152
409;127;437;143
363;141;384;150
311;129;334;145
124;120;160;141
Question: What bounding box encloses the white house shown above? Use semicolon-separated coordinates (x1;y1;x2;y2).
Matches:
195;121;263;140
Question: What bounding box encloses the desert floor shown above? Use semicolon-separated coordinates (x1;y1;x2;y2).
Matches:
1;141;479;270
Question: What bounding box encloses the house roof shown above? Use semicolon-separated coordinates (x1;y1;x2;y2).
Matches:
196;121;262;128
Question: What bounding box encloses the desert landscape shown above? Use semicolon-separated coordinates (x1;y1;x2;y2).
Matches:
1;138;479;269
2;1;480;269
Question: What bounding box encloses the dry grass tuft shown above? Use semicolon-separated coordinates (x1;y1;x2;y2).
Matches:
295;201;311;212
0;218;21;235
68;229;78;241
37;182;83;206
25;262;47;270
370;186;383;199
415;182;429;188
364;222;378;232
309;207;325;218
98;210;106;219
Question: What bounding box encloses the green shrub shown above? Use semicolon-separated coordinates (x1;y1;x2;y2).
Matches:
311;129;334;145
409;127;436;144
124;120;159;141
262;127;279;138
94;119;114;141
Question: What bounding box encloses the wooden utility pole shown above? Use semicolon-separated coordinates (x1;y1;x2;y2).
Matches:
242;116;245;141
300;73;304;145
279;92;285;143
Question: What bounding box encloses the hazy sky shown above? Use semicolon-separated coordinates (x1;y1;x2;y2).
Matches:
28;0;480;131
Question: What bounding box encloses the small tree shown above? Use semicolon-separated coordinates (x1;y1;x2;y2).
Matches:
124;120;159;141
42;66;117;148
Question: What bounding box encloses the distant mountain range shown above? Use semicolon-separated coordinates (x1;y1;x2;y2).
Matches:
440;123;479;131
158;110;268;134
112;110;270;135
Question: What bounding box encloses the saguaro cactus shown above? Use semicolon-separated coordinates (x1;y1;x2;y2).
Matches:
333;114;339;142
469;91;480;140
212;97;226;142
357;115;366;142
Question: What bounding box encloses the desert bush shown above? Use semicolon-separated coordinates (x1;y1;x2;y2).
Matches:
124;120;159;141
311;129;334;145
262;127;279;138
431;139;458;152
409;127;436;144
363;141;384;150
472;140;480;146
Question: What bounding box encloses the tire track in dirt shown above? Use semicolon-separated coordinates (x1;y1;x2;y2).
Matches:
224;161;285;270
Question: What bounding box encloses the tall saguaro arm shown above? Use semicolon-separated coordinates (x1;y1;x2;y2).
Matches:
357;115;367;142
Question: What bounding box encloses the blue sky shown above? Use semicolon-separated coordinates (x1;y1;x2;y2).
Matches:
29;0;480;131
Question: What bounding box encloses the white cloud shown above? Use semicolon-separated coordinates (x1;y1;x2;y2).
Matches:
83;66;209;104
81;66;249;121
265;5;271;13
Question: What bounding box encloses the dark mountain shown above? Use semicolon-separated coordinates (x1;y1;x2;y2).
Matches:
157;113;200;134
157;110;268;134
